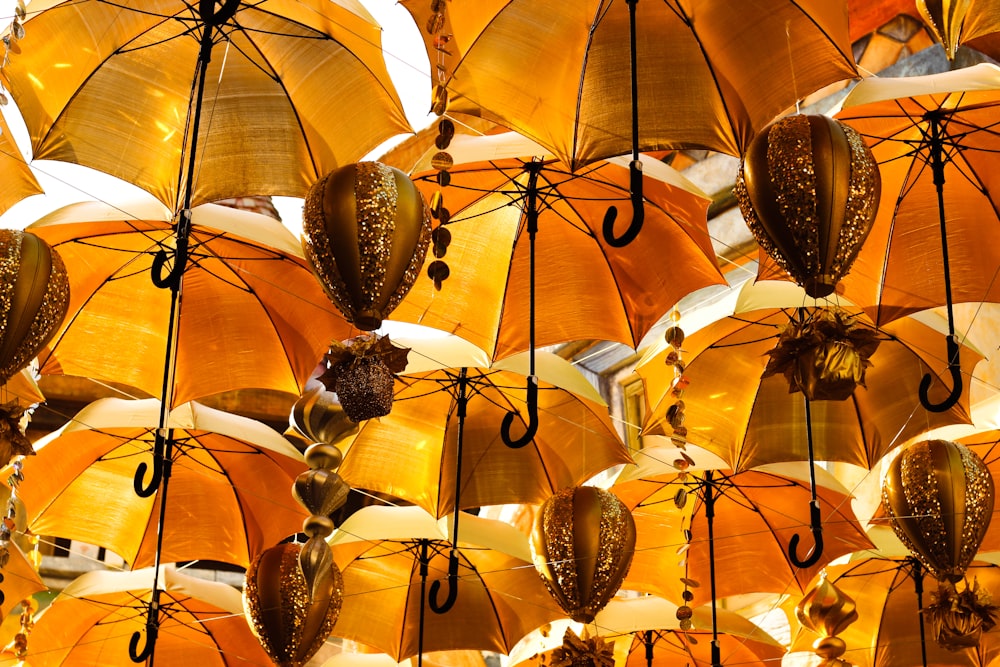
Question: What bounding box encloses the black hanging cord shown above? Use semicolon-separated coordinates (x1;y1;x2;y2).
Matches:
601;0;644;247
918;111;963;412
704;471;722;667
788;397;825;569
910;558;929;667
501;164;542;448
417;539;430;667
130;2;241;662
429;369;467;613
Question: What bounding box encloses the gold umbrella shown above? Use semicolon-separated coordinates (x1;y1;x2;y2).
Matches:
393;132;724;360
400;0;856;166
336;351;632;519
0;108;41;218
328;505;565;662
4;0;410;210
17;397;308;570
789;558;1000;667
638;308;980;472
18;565;271;666
759;64;1000;412
613;462;873;606
30;198;353;407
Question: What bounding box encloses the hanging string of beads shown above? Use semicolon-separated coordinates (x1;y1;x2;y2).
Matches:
0;0;25;108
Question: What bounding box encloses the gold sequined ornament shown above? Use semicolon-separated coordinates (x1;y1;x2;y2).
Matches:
530;486;636;623
882;439;994;583
319;334;410;422
243;542;344;667
734;114;880;299
0;230;70;384
302;162;431;331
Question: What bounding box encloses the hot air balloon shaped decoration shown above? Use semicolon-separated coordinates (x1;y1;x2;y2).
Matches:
734;114;881;299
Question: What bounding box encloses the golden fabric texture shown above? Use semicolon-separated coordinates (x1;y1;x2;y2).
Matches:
400;0;856;166
4;0;410;209
18;398;309;569
29;200;353;406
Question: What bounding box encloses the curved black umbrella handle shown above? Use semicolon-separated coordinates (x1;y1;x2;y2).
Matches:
133;429;167;498
128;624;157;663
919;335;963;413
500;376;539;449
428;552;459;614
150;236;189;290
602;160;644;248
788;500;824;569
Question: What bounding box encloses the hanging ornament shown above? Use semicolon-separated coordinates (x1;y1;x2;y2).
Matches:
317;334;409;422
243;541;344;667
882;439;994;583
734;114;881;299
529;486;636;623
302;161;431;331
925;577;1000;651
289;379;359;448
761;308;882;401
796;572;859;665
549;627;615;667
916;0;969;60
0;230;70;385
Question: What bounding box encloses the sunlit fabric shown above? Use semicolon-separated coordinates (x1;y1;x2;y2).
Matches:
30;200;353;405
6;0;411;209
19;398;309;569
0;108;41;216
402;0;856;166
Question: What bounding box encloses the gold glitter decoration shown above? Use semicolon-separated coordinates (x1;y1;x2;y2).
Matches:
318;334;409;422
244;542;344;667
0;230;70;384
549;627;615;667
926;578;1000;651
734;114;880;299
303;162;431;330
0;400;32;466
530;486;636;624
882;439;994;583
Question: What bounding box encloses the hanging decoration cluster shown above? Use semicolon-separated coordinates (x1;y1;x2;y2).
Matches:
734;114;880;298
244;442;349;666
548;627;615;667
318;334;410;423
0;0;25;107
529;485;636;624
795;572;860;666
761;308;882;401
303;161;431;331
882;438;998;650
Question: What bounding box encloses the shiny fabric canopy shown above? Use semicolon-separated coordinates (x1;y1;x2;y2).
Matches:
328;506;564;660
5;0;411;209
394;133;724;359
402;0;856;166
0;108;41;217
613;463;873;603
31;199;352;406
789;558;1000;667
18;398;308;569
23;566;271;667
760;64;1000;326
336;353;633;518
638;308;978;471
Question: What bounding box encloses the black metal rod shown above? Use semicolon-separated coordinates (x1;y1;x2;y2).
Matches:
704;471;721;667
430;370;467;613
418;539;429;667
788;397;825;568
911;558;929;667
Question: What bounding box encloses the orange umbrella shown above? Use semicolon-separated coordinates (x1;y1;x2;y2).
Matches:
31;199;352;407
0;108;41;218
18;397;308;570
18;565;270;666
614;462;873;605
393;132;724;360
400;0;856;165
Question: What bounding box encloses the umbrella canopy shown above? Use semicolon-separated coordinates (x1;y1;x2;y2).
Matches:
31;199;353;406
20;565;271;666
5;0;410;209
789;558;1000;667
613;462;873;603
0;541;45;620
392;132;724;359
18;397;308;569
0;108;42;217
638;307;979;471
336;350;633;518
507;595;785;667
401;0;856;166
759;64;1000;328
328;505;565;661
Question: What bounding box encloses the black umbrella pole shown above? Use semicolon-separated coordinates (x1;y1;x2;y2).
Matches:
418;540;430;667
704;471;722;667
431;371;467;614
912;559;929;667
